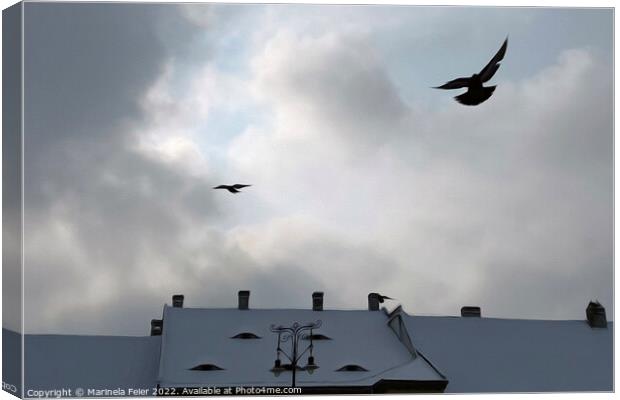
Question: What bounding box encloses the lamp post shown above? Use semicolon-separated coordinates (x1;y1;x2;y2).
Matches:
270;320;322;387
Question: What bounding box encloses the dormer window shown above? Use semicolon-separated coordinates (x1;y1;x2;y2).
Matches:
189;364;225;371
302;333;332;341
231;332;261;339
336;365;368;372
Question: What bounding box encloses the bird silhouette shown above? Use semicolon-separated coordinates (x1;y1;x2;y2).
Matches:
434;37;508;106
213;184;252;193
371;293;395;303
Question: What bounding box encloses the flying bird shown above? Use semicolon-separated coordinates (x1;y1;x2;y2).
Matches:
213;184;252;193
434;37;508;106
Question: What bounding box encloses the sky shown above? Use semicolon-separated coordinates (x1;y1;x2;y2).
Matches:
10;3;613;335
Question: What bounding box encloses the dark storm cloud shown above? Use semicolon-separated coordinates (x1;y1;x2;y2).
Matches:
21;3;225;333
24;4;163;142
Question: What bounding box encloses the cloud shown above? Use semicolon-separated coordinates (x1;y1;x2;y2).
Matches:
228;29;612;320
251;29;408;151
178;4;217;28
20;5;399;334
18;5;612;334
21;4;223;334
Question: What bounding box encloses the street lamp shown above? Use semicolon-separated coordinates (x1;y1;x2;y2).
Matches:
270;320;322;387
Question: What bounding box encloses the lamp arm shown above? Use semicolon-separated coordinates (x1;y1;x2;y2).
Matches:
278;348;294;363
295;343;313;362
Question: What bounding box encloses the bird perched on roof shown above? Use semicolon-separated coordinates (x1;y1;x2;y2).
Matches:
213;184;252;193
371;293;394;303
434;37;508;106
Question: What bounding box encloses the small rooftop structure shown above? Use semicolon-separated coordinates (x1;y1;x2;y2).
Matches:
460;306;481;317
238;290;250;310
312;291;324;311
586;301;607;328
172;294;184;308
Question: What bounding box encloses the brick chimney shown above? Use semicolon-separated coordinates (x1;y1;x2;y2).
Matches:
238;290;250;310
172;294;184;308
368;293;380;311
312;292;324;311
150;319;163;336
586;301;607;328
461;306;481;317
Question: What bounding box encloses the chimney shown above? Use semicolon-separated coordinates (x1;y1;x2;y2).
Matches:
150;319;163;336
461;306;481;317
368;293;380;311
312;292;324;311
172;294;184;308
238;290;250;310
586;301;607;328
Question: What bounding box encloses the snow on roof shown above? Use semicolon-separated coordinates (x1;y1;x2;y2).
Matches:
9;305;612;394
23;333;160;391
157;306;445;388
404;315;613;393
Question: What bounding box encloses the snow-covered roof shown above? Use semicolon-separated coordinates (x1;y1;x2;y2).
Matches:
22;333;160;392
8;302;613;394
157;306;446;389
404;315;613;393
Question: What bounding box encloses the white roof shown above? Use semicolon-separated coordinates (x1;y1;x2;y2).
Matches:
22;333;160;391
405;315;613;392
11;305;613;393
157;306;445;388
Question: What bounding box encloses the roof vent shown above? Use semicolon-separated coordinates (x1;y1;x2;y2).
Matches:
368;293;380;311
461;306;481;317
312;292;324;311
586;301;607;328
150;319;163;336
231;332;261;339
238;290;250;310
172;294;184;308
336;364;368;372
189;364;225;371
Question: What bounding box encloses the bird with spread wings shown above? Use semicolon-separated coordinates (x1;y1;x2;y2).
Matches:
434;37;508;106
213;184;252;194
